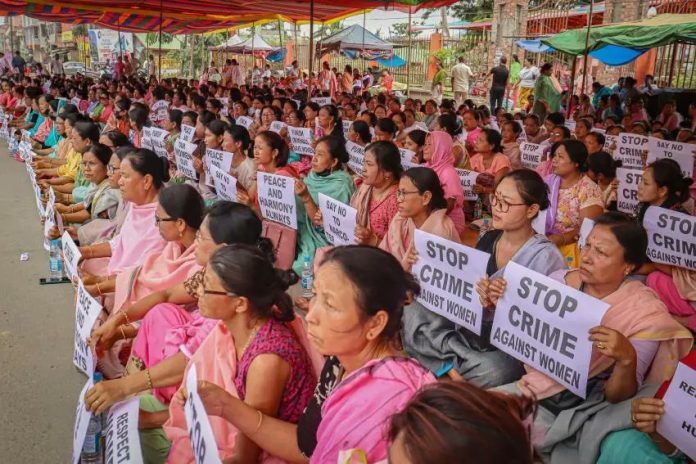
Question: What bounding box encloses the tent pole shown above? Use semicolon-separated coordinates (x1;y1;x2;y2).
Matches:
309;0;315;97
580;0;594;97
317;20;324;75
251;22;256;73
406;7;413;97
278;19;284;53
361;10;366;71
158;0;163;81
567;55;577;112
118;17;123;59
189;35;195;79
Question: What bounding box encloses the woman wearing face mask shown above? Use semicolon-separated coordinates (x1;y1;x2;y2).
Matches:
223;124;256;192
175;246;434;464
293;136;356;275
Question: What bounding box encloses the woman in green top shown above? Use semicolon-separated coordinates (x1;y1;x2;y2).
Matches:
432;61;447;104
532;63;562;122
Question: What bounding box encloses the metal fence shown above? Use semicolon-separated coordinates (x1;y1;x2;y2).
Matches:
653;0;696;88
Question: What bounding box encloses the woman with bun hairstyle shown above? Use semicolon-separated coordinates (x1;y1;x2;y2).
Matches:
587;151;622;211
636;158;693;222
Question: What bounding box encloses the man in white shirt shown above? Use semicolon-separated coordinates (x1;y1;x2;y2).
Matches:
450;56;473;106
49;54;64;76
517;58;539;109
147;54;156;77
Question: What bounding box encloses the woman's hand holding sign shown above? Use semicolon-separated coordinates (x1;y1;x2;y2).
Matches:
588;326;636;366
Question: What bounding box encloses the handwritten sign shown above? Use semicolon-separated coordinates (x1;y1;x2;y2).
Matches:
647;137;695;178
150;127;169;158
72;378;95;464
61;231;81;281
312;97;332;107
520;142;544;170
615;134;648;170
181;124;195;142
643;206;696;271
288;127;314;156
184;364;222;464
616;167;642;214
257;172;297;229
656;361;696;461
455;168;480;201
204;148;233;187
491;262;610;397
235;116;254;130
174;139;198;180
345;141;365;175
73;280;101;376
342;120;352;138
412;230;490;335
210;165;238;202
104;397;144;464
318;193;357;246
270;121;287;134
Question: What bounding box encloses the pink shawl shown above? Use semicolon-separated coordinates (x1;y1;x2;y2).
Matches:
113;241;201;312
380;208;461;263
424;131;466;234
518;270;694;400
311;357;434;463
107;202;167;275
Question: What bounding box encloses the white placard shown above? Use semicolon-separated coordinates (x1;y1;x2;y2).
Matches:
220;98;229;117
399;148;418;169
643;206;696;271
318;193;358;246
616;167;642;214
61;231;82;281
455;168;480;201
342;120;352;138
181;124;195;142
270;121;287;134
236;116;254;130
288;127;314;156
73;280;101;376
603;134;618;153
257;172;297;230
577;218;595;250
345;141;365;175
174;139;198;180
141;126;154;150
615;134;648;170
204;148;233;187
43;197;56;242
532;209;548;235
491;262;610;397
565;119;577;132
150;100;169;124
312;97;332;107
184;364;222;464
210;165;238;202
412;230;490;335
520;142;544;170
150;127;169;158
104;397;144;464
151;126;168;142
647;137;695;178
656;361;696;461
72;378;95;464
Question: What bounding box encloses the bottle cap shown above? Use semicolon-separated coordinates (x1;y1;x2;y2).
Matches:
93;372;103;383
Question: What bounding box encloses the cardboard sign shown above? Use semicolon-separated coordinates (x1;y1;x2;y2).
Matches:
73;280;101;376
491;262;610;397
647;137;695;178
236;116;254;130
270;121;287;134
643;206;696;271
412;230;490;335
72;378;95;464
616;167;642;214
318;193;358;246
288;127;314;156
577;218;595;250
345;141;365;175
256;172;297;229
565;119;577;132
174;139;198;180
150;100;169;125
181;124;195;142
615;134;648;170
520;142;544;170
204;148;233;187
311;97;332;107
184;364;222;464
61;231;82;281
210;165;238;202
455;168;480;201
104;397;144;464
141;127;154;150
656;361;696;461
150;127;169;159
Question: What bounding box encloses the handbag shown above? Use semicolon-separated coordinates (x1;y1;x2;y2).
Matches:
262;220;297;271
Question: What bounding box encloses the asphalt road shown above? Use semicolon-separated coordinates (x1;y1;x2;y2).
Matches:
0;145;85;463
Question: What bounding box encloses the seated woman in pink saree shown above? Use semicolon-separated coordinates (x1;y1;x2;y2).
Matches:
174;246;434;464
96;184;205;379
78;148;169;297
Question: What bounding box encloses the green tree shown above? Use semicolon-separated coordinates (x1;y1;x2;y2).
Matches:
390;23;422;38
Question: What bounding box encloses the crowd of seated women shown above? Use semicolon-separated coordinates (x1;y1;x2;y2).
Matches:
3;65;695;464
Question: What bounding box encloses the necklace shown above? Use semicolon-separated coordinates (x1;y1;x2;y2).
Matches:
237;323;261;360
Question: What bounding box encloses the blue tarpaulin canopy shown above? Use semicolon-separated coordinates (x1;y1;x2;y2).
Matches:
515;39;647;66
374;54;407;68
265;48;287;63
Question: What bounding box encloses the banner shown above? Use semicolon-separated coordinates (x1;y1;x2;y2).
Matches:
643;206;696;271
204;149;233;187
647;137;695;178
455;168;480;201
311;97;331;107
210;165;238;202
615;134;648;170
184;365;222;464
73;280;101;376
104;398;144;464
318;193;358;246
345;141;365;175
491;262;610;397
257;172;297;229
412;230;490;335
180;124;195;142
656;361;696;461
616;167;642;214
520;142;544;170
288;127;314;156
72;378;95;464
174;139;198;180
61;231;82;281
235;116;254;130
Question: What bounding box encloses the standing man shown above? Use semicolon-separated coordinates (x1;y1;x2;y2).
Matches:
49;54;64;76
147;54;156;78
517;58;539;110
487;56;509;111
12;51;26;77
450;56;473;106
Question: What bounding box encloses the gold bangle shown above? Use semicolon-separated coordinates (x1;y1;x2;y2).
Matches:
145;368;153;390
252;410;263;435
121;311;131;325
119;325;126;340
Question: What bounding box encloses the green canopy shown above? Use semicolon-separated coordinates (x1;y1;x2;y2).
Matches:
542;14;696;56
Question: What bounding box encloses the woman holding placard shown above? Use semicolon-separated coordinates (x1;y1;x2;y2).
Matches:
635;159;692;224
223;124;256;192
293;136;355;275
176;246;433;464
470;128;512;196
487;213;692;461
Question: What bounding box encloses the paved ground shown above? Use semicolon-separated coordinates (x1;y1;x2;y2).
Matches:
0;145;84;463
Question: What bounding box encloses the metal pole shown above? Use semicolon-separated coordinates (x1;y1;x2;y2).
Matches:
567;56;577;112
9;17;14;53
667;43;678;87
361;10;366;71
251;22;256;75
580;0;594;96
158;0;163;81
406;7;413;97
118;17;123;59
309;0;315;97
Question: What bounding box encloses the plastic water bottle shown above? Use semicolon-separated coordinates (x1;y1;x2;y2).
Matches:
48;239;63;281
474;196;483;220
478;217;491;241
81;372;104;464
301;255;314;299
